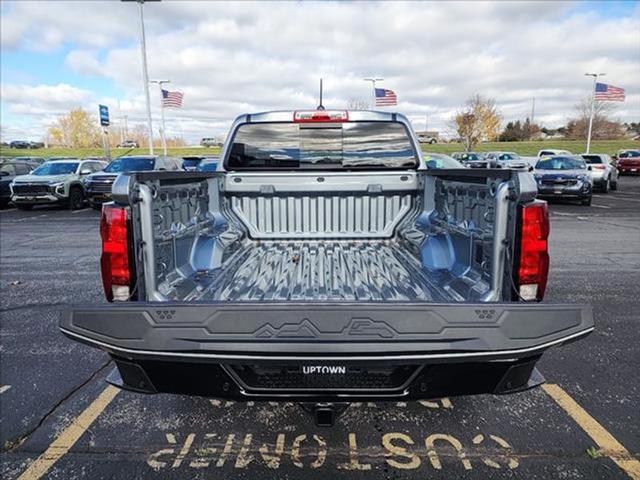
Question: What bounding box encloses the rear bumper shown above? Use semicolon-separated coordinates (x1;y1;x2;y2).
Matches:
61;302;593;400
537;184;591;199
617;165;640;174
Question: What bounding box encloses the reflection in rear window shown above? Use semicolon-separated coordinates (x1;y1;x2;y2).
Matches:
227;122;418;169
619;151;640;158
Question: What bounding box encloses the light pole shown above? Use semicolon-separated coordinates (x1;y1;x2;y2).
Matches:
585;72;605;154
123;0;160;154
150;79;170;156
363;78;383;109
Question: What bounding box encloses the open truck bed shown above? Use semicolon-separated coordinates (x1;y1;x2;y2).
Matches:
126;168;518;304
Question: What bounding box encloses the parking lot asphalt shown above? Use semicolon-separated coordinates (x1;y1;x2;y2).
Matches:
1;177;639;480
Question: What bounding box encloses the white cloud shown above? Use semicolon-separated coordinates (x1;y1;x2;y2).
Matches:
1;83;93;113
1;1;639;141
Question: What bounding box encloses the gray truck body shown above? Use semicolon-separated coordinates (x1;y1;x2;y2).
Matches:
61;111;593;406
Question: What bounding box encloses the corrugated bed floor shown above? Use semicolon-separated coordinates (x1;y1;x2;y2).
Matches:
188;240;448;302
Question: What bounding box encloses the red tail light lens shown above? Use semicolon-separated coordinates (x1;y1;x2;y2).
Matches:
293;110;349;123
100;204;131;302
592;165;606;170
516;201;549;301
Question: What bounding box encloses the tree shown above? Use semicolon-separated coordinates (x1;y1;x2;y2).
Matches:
48;108;101;148
499;117;541;141
623;122;640;137
451;94;501;151
565;97;625;140
522;117;541;140
128;124;150;148
500;120;522;142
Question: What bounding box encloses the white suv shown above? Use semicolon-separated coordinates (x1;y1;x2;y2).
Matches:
581;153;618;192
10;159;106;210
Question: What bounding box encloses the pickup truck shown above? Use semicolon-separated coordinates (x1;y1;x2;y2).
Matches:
61;110;593;426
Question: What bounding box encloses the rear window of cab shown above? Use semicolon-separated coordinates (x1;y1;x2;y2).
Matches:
226;121;419;170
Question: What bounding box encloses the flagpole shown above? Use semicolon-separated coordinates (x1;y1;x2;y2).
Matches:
150;79;170;156
585;72;605;154
137;0;154;155
364;77;383;109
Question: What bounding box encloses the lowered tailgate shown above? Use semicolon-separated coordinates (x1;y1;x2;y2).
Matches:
62;302;592;360
61;302;592;401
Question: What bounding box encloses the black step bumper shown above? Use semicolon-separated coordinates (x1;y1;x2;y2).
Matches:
60;302;593;401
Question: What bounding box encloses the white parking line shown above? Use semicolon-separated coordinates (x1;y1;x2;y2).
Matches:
0;385;11;394
590;204;611;209
15;213;48;222
0;208;17;214
71;208;90;214
611;196;640;202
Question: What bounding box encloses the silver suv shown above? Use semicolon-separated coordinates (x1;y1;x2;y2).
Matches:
484;151;532;169
10;158;106;210
580;153;618;192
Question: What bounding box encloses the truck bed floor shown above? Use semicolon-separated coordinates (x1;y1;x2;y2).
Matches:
184;240;449;302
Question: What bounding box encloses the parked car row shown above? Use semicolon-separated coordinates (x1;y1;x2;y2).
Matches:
1;155;221;210
447;149;639;206
1;148;636;211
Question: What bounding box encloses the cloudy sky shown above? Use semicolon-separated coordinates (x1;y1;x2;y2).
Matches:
1;0;638;143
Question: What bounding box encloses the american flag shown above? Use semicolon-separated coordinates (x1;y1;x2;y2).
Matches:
375;88;397;106
162;89;184;108
594;83;625;102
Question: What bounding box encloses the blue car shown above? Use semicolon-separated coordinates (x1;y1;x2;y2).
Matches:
533;156;592;206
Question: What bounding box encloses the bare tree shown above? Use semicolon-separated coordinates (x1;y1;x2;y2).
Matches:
565;97;625;140
450;94;502;151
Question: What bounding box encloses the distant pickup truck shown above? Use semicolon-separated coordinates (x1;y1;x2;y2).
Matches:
200;137;221;147
61;110;593;426
415;130;439;144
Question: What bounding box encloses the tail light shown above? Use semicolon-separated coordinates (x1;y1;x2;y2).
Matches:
100;204;133;302
592;165;606;170
293;110;348;123
515;201;549;301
